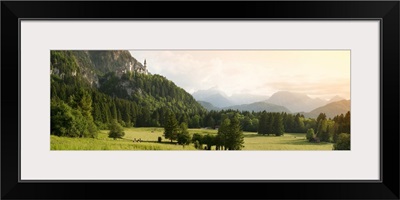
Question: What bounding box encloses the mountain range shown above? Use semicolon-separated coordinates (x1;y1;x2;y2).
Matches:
193;88;349;118
224;102;291;113
192;88;234;108
192;87;269;108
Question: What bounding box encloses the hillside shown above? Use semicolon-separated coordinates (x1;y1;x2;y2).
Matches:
224;101;291;113
198;101;220;111
50;50;206;127
304;100;350;119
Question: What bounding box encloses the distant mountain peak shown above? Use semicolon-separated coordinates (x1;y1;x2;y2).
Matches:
192;88;233;108
267;91;326;113
328;95;345;103
193;87;272;107
272;91;309;97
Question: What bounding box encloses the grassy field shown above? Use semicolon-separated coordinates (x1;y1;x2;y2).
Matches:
51;127;333;150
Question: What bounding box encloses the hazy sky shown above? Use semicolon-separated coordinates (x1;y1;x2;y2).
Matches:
129;50;350;100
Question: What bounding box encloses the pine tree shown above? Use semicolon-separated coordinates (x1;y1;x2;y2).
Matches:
284;114;295;133
317;113;327;123
217;118;231;150
123;104;131;126
294;114;305;133
258;111;268;135
320;124;330;142
177;122;191;146
343;111;351;134
111;101;117;120
306;128;315;142
164;112;179;142
226;114;244;150
317;119;328;138
108;120;125;140
273;113;284;136
117;109;122;124
267;113;274;136
78;90;92;118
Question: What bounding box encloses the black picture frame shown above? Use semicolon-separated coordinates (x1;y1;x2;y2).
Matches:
1;1;399;199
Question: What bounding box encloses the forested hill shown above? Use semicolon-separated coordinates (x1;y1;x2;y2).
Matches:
50;50;206;130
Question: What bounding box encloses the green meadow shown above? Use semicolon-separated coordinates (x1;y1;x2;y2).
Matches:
51;127;333;150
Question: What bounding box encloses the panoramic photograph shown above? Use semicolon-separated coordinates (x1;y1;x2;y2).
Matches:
50;50;350;150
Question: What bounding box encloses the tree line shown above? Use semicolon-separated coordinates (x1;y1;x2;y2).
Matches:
305;112;351;150
163;112;244;150
51;73;350;140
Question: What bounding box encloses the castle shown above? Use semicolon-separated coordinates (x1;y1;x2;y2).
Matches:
120;59;149;76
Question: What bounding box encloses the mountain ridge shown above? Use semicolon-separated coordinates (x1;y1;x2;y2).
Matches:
223;101;291;113
266;91;327;113
303;99;350;119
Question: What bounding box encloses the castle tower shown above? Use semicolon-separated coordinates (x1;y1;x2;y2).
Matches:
142;59;148;75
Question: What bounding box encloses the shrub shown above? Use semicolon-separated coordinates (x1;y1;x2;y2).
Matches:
193;140;201;149
306;128;315;142
177;132;191;146
334;133;350;150
158;136;162;143
108;120;125;140
192;133;203;144
203;134;216;150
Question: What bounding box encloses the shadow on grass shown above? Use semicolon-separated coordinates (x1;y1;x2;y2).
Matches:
276;139;332;146
244;134;271;138
141;141;178;145
244;134;289;138
123;138;178;145
244;133;306;138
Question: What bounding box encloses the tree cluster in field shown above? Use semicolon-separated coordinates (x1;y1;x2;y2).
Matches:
305;112;351;150
164;112;244;150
